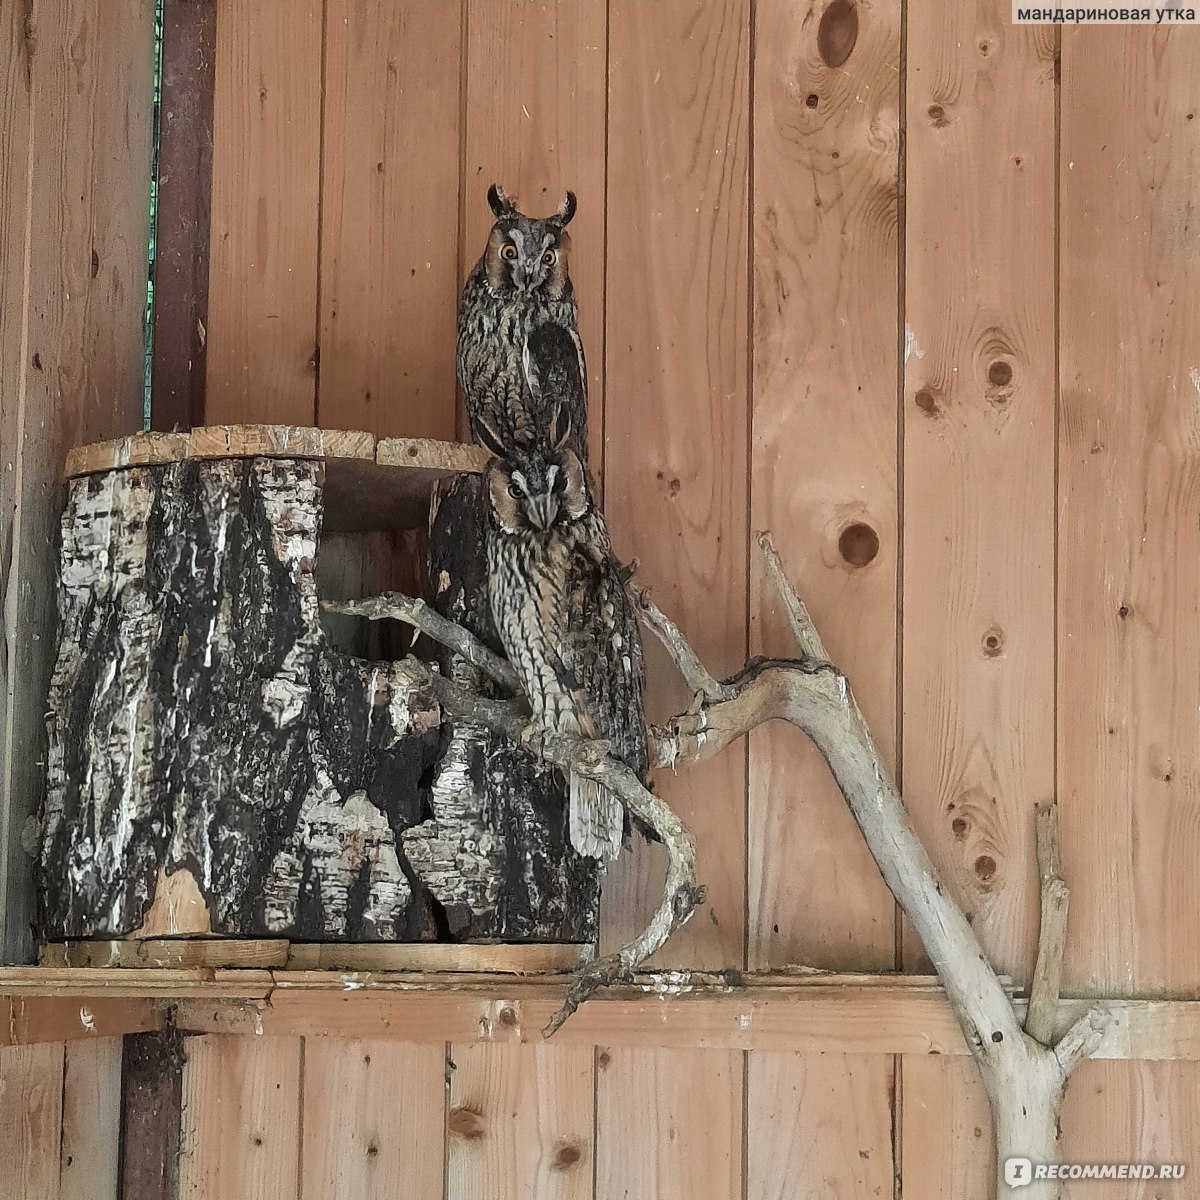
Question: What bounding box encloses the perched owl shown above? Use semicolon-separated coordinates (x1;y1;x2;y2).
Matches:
458;185;588;464
483;413;647;859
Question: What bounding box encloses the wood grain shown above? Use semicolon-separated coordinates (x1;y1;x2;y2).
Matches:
151;0;217;432
178;1035;303;1200
595;1047;741;1200
461;0;607;465
747;1053;896;1199
903;0;1055;985
748;1;901;1190
0;1043;64;1200
603;0;748;976
120;1032;185;1200
1058;22;1200;1185
751;0;900;975
59;1039;122;1200
206;0;322;423
1060;1062;1200;1200
602;3;749;1193
1;0;153;963
899;1058;993;1200
0;997;163;1045
319;0;461;438
1059;21;1200;1001
448;1042;594;1200
901;4;1058;1189
303;1040;446;1199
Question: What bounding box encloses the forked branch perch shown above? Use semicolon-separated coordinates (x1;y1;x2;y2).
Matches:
644;532;1108;1199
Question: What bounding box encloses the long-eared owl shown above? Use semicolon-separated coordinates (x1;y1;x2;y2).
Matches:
483;410;647;860
457;185;588;464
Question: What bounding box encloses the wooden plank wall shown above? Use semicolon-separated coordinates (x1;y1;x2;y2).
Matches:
1;0;154;965
0;0;151;1190
0;4;152;1194
1;0;1198;1196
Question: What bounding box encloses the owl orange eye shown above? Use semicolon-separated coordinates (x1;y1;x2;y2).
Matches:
501;243;518;262
507;482;523;499
541;249;557;266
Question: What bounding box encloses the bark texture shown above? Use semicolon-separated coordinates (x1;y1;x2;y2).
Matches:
37;457;596;943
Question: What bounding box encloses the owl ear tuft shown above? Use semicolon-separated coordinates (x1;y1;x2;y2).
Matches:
474;416;509;460
554;191;577;227
487;184;516;219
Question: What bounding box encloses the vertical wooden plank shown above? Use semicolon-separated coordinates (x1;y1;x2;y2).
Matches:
1;0;153;962
303;1040;445;1200
900;1059;992;1200
600;2;748;1197
0;1043;65;1199
903;0;1056;982
1059;21;1200;1184
751;0;900;979
603;0;748;984
178;1036;302;1200
452;11;607;1198
120;1032;185;1200
746;1052;895;1200
902;6;1057;1196
1060;1063;1200;1200
0;0;37;969
461;0;607;463
318;0;461;439
595;1047;740;1200
1059;18;1200;1004
447;1042;592;1200
59;1040;122;1200
747;0;900;1192
206;0;321;424
151;0;217;432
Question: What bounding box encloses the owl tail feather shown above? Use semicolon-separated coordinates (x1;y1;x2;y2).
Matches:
569;772;624;860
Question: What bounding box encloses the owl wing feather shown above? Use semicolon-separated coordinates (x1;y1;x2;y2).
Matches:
521;323;589;457
559;516;650;784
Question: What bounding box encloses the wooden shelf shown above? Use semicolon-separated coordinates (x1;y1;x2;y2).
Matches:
39;939;587;974
63;422;491;531
3;967;1197;1062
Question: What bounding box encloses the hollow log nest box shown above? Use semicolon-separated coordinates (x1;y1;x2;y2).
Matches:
36;424;599;946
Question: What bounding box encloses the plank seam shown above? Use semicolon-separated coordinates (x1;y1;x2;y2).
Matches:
312;0;329;430
0;4;39;962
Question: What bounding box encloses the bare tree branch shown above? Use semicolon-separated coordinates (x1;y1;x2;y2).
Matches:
634;588;729;702
1026;802;1070;1046
756;530;827;661
322;592;518;692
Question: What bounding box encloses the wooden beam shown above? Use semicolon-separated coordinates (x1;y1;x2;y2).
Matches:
166;987;1200;1063
206;0;322;424
0;997;162;1047
119;1031;185;1200
40;939;586;974
151;0;217;432
0;966;1195;1059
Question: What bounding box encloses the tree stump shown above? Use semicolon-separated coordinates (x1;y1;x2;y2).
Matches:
36;425;599;946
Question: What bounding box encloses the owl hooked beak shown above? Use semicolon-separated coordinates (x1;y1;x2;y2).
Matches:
525;491;559;531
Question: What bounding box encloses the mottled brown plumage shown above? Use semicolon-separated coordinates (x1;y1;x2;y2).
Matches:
483;430;647;860
457;185;588;464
